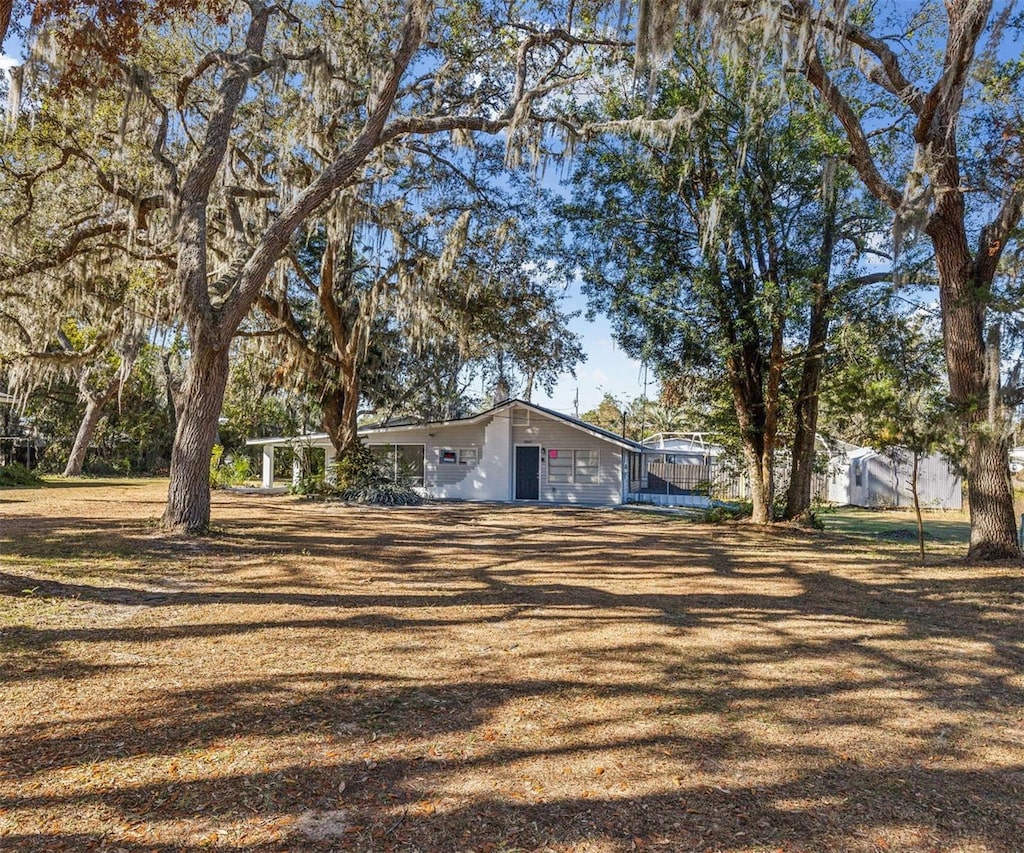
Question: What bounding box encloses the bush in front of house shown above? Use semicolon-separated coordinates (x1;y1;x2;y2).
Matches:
297;440;423;506
336;481;424;506
0;463;44;487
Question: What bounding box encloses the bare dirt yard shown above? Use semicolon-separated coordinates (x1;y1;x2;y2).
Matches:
2;480;1023;852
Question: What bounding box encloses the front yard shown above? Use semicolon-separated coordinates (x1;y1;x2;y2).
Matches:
1;480;1022;852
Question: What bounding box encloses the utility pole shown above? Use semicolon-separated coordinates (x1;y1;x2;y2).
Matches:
640;361;649;441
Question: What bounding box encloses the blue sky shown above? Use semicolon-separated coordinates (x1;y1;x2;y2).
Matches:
537;278;657;417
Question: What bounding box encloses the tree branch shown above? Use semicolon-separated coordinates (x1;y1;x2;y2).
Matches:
973;185;1024;286
221;0;432;332
802;46;902;210
790;0;924;111
0;221;129;282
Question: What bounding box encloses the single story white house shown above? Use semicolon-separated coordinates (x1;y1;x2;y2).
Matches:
247;398;647;505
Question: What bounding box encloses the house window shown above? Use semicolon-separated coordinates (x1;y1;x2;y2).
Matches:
547;449;600;484
441;447;478;465
548;449;573;483
369;444;424;485
575;449;600;483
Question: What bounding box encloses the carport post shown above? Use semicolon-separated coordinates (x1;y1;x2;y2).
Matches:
261;445;275;489
325;447;337;485
292;448;303;487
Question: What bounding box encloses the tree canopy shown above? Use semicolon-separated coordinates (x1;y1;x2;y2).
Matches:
1;0;1021;561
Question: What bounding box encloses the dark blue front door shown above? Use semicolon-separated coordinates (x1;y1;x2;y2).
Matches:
515;446;540;500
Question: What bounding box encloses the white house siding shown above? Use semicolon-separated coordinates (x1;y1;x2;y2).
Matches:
362;420;510;501
429;419;509;500
425;424;487;489
479;412;513;500
511;415;624;504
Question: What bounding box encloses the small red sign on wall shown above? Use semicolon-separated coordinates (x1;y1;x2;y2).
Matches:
548;449;558;459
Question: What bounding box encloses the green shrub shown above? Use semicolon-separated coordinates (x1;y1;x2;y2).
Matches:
333;441;386;491
209;445;252;489
297;441;423;506
698;501;751;523
805;508;826;530
291;472;325;496
0;463;44;487
336;481;424;506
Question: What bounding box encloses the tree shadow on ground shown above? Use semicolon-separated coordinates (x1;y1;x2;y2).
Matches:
2;495;1023;851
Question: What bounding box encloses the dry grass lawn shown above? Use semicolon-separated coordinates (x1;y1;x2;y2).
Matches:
1;480;1023;852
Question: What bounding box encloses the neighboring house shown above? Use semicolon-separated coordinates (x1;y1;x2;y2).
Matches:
247;398;647;505
824;442;963;510
637;433;964;511
1010;446;1024;474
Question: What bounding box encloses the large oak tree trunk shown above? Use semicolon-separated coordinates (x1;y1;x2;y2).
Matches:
321;389;347;456
321;373;361;457
728;351;775;525
784;299;828;521
62;378;119;477
161;343;231;533
340;366;360;451
928;176;1020;560
962;427;1018;559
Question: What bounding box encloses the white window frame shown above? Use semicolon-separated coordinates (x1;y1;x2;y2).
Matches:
547;449;600;485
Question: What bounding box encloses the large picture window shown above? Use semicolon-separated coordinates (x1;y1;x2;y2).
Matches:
547;449;600;485
369;444;424;485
